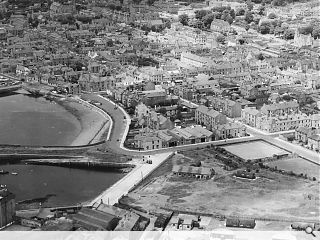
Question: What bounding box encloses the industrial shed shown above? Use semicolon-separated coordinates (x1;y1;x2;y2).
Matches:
154;212;173;230
226;218;256;229
172;165;215;179
72;208;120;231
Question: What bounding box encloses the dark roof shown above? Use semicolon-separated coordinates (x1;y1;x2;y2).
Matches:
72;208;119;231
226;218;239;227
239;219;256;227
172;165;214;176
154;214;170;228
226;218;255;228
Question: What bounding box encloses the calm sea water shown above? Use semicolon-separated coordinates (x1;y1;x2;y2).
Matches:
0;164;124;206
0;94;81;146
0;94;123;206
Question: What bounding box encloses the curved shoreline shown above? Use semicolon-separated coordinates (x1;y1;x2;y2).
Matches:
55;97;110;146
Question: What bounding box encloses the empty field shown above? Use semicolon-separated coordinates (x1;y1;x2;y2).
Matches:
223;141;289;160
122;150;320;228
267;158;320;179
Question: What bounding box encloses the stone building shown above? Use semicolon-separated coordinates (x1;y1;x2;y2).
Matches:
0;189;15;229
195;105;227;130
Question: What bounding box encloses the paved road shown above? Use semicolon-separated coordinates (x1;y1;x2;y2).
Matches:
82;93;134;155
83;94;260;156
84;94;320;165
245;125;320;165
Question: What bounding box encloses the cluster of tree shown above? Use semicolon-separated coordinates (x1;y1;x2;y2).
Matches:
137;57;158;67
28;16;41;28
179;6;236;29
210;6;236;25
244;11;254;23
146;0;157;5
56;15;76;25
299;24;320;39
107;3;122;11
140;24;166;33
258;19;286;34
178;14;189;26
283;28;295;39
76;15;92;24
0;11;11;21
256;53;265;60
69;61;85;71
236;8;245;16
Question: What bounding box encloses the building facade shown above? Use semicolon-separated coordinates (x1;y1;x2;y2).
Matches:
0;189;15;229
195;105;227;130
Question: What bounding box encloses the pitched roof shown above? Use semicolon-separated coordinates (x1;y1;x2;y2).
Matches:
296;126;312;135
261;101;299;112
172;165;213;176
114;212;140;231
309;134;320;141
242;107;260;116
196;105;222;118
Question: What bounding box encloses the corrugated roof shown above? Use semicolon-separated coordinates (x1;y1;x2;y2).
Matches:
172;165;213;175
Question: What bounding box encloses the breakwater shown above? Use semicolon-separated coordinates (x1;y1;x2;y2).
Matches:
23;159;135;170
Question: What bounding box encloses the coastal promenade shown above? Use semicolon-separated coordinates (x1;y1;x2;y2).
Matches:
89;152;173;206
1;91;318;165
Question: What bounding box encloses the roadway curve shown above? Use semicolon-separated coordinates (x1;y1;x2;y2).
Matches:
84;94;320;165
83;94;259;156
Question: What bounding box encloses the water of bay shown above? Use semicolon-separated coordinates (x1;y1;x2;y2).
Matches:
0;94;81;146
0;164;124;206
0;94;123;206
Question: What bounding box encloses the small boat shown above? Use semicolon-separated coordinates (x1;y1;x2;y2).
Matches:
11;172;18;175
0;170;9;175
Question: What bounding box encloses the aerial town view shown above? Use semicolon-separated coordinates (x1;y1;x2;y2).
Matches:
0;0;319;239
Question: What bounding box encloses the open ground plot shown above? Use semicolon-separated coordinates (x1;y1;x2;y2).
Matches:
267;158;320;180
121;148;320;230
223;141;289;160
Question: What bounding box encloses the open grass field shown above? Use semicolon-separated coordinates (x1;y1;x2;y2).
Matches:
223;141;289;160
121;148;320;229
267;158;320;179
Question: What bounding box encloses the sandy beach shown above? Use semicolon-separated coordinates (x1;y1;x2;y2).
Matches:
57;98;109;146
